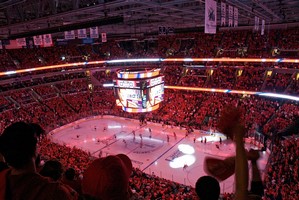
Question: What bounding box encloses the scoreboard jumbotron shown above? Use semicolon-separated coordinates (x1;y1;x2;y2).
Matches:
113;68;164;113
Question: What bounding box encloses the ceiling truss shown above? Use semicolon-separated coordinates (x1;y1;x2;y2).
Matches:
0;0;298;38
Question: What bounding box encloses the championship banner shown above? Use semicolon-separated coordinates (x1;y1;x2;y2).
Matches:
43;34;53;47
33;35;43;46
64;30;75;40
261;19;265;35
90;27;99;38
254;16;260;31
255;16;260;31
221;2;226;26
77;28;87;39
254;16;257;30
101;32;107;42
204;0;217;34
234;7;238;27
228;5;233;27
16;38;26;47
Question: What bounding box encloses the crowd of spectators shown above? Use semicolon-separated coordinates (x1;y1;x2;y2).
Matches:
0;28;298;77
263;138;299;200
38;138;92;177
285;77;299;95
55;79;88;94
3;94;295;199
0;95;13;111
178;68;207;87
0;28;299;199
263;103;299;135
34;136;200;199
264;72;293;93
0;64;298;136
0;97;297;200
234;66;266;91
162;64;183;85
33;84;58;99
207;66;237;89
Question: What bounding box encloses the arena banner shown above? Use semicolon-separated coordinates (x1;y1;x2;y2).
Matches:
82;38;94;44
221;2;226;26
33;35;43;46
261;19;265;35
77;28;87;39
43;34;53;47
254;16;257;30
234;7;238;27
16;38;26;47
64;30;75;40
5;40;21;49
228;5;233;27
90;27;99;38
254;16;260;31
205;0;217;34
101;32;107;42
56;38;68;46
26;38;34;48
0;40;2;49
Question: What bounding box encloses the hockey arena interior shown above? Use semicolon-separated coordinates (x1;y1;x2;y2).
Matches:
0;0;299;200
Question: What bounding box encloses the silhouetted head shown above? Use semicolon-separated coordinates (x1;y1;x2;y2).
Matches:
82;154;132;200
65;168;76;181
0;122;38;169
39;160;63;181
195;176;220;200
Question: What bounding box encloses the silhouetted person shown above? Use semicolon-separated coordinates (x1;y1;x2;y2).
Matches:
62;168;82;194
39;160;64;181
195;176;220;200
0;121;78;200
82;154;133;200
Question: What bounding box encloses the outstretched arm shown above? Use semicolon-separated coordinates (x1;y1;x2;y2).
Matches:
234;125;248;199
218;106;248;199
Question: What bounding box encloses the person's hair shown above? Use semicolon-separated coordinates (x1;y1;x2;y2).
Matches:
82;154;132;200
0;122;38;169
195;176;220;200
28;123;45;139
65;168;76;180
39;160;63;181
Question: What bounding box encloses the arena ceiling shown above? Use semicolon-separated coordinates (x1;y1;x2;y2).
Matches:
0;0;299;39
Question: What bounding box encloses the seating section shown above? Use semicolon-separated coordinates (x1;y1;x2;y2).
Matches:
263;138;299;199
0;28;299;199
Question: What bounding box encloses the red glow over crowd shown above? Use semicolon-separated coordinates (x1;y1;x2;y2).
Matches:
0;28;298;199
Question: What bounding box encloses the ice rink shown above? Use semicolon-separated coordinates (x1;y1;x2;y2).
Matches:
50;115;269;193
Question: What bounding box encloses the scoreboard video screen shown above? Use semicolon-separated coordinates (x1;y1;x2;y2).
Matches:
148;83;164;106
116;88;142;108
114;69;164;113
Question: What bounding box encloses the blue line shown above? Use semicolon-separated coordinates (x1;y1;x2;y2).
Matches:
142;136;185;172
